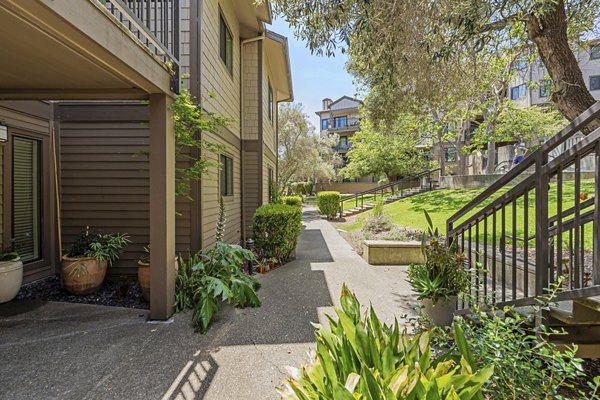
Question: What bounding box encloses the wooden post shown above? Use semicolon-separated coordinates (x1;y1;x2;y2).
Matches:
149;93;176;320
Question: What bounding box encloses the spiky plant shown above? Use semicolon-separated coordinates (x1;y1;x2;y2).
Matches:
216;196;226;243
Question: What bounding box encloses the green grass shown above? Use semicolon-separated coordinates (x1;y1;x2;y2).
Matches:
341;180;596;250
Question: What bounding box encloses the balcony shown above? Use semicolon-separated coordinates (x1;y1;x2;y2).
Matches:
322;117;360;132
0;0;179;100
333;143;352;153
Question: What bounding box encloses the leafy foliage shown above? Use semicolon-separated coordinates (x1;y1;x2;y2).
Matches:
66;227;130;267
278;285;493;399
281;196;303;208
278;103;341;191
407;212;469;303
215;196;226;244
175;243;261;333
252;204;302;263
0;249;19;262
317;191;341;219
362;198;392;234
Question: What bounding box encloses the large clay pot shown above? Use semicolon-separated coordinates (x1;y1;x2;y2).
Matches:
0;258;23;303
422;296;457;326
137;260;150;301
61;256;107;295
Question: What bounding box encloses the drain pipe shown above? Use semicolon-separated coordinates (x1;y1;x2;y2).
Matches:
240;32;266;244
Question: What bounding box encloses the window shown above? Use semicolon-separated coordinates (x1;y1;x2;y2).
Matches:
510;84;526;100
334;116;348;128
444;147;457;162
321;118;328;130
219;13;233;75
268;80;273;121
220;155;233;197
591;45;600;60
591;75;600;91
513;58;527;70
539;81;552;98
339;136;348;148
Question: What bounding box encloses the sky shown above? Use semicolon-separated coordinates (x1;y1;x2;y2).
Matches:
270;17;359;129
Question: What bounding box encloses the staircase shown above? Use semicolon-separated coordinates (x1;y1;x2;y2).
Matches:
446;101;600;357
339;169;441;218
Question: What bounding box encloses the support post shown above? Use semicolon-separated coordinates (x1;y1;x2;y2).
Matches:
149;93;176;320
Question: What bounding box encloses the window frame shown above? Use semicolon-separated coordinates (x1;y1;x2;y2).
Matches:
539;81;552;98
219;11;233;76
590;75;600;91
220;154;234;197
334;116;348;128
268;80;274;122
444;147;458;163
591;45;600;60
321;118;328;130
510;84;526;100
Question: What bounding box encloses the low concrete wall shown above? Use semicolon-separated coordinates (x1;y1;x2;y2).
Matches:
362;240;425;265
441;172;596;189
316;182;380;194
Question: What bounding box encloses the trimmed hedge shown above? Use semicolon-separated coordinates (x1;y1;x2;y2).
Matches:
290;182;304;196
303;182;313;195
317;191;340;219
252;204;302;262
281;196;302;207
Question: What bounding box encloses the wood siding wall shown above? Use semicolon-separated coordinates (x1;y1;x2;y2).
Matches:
57;103;193;275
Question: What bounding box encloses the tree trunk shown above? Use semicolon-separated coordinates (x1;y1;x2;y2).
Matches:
527;0;599;129
486;141;496;174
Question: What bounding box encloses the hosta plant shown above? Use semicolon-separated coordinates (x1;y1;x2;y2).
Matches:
175;243;261;333
278;284;493;399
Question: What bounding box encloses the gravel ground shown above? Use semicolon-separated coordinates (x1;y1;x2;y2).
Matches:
16;275;149;309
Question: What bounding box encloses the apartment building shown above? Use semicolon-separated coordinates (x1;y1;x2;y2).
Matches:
0;0;292;318
315;96;380;192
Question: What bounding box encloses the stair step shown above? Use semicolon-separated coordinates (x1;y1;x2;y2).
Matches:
550;300;600;325
574;296;600;313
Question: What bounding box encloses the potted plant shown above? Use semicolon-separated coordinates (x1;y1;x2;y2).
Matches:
62;227;130;295
0;249;22;303
137;245;150;301
407;212;469;326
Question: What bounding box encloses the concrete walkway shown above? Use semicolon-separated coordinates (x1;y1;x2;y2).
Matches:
0;207;417;400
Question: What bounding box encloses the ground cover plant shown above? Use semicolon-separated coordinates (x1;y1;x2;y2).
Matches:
175;243;260;333
278;285;493;399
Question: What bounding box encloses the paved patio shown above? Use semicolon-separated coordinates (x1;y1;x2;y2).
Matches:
0;207;418;400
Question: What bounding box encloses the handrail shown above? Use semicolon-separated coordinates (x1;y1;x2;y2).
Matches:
339;168;441;217
448;101;600;227
341;169;441;202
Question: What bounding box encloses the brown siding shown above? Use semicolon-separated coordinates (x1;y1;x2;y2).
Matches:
242;141;260;239
58;103;192;275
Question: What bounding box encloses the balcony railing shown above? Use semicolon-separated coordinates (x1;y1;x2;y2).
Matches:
101;0;180;92
334;143;351;152
322;117;360;131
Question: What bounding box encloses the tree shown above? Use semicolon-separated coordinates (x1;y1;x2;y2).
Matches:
278;103;340;190
340;113;432;180
271;0;600;127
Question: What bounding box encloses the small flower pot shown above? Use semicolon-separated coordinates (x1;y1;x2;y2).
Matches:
137;260;150;301
421;296;457;326
61;256;107;295
0;258;23;303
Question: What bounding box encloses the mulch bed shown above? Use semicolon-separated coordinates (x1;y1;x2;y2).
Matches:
16;275;149;309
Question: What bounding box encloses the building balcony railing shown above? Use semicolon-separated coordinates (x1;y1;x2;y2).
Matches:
322;117;360;132
102;0;180;92
333;143;352;152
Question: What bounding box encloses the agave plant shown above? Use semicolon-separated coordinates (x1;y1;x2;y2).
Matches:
278;285;493;399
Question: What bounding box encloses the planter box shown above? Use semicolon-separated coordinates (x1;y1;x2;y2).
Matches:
362;240;424;266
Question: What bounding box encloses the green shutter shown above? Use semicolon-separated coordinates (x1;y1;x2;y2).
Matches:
12;137;41;262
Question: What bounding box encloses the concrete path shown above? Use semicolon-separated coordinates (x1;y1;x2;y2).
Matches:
0;207;418;400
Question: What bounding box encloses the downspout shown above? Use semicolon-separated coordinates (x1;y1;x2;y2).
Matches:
240;32;265;243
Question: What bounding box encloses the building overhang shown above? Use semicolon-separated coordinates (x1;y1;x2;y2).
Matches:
236;0;273;38
264;30;294;102
0;0;175;100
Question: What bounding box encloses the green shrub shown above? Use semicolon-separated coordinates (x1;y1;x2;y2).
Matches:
67;228;130;266
278;285;493;399
175;243;260;333
362;198;392;233
316;191;340;219
302;182;313;195
253;204;302;263
281;196;302;207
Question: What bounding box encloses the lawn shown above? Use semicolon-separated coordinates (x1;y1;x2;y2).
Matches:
341;180;596;250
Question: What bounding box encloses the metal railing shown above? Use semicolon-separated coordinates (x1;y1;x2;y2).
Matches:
323;117;360;131
339;169;441;217
101;0;180;93
447;102;600;311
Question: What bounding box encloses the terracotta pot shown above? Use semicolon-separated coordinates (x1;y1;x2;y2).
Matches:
421;296;457;326
0;258;23;303
137;260;150;301
137;257;178;302
61;256;107;295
